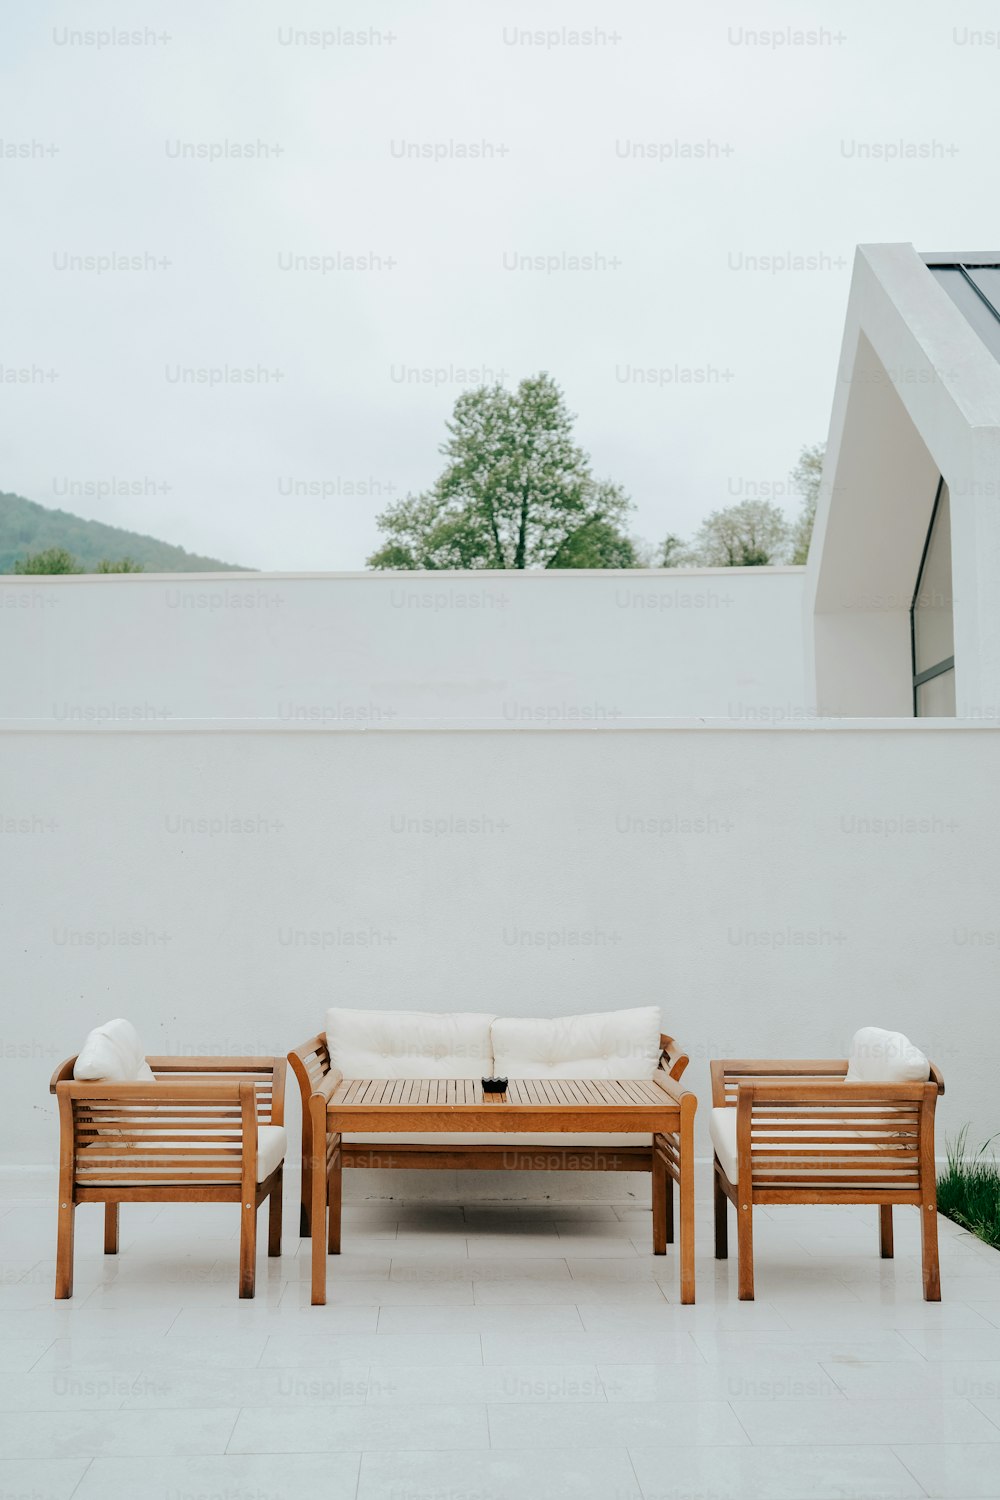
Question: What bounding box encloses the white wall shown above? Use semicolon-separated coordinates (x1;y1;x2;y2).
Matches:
806;243;1000;719
0;568;808;724
4;721;994;1197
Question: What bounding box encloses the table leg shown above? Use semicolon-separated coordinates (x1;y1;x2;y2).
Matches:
678;1098;696;1304
309;1095;328;1305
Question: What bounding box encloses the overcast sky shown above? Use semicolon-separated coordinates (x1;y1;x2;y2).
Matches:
3;0;996;569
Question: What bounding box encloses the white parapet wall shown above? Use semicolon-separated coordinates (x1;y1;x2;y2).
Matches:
0;567;809;724
2;716;994;1199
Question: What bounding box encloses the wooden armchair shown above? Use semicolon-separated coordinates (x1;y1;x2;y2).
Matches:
288;1031;691;1239
710;1058;945;1300
49;1055;287;1299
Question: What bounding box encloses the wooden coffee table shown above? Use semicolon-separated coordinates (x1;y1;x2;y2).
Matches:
308;1074;696;1304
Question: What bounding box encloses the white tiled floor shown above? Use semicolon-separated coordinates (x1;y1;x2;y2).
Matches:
3;1184;1000;1499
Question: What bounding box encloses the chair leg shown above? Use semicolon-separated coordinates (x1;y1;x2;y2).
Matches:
878;1204;893;1259
737;1201;755;1300
268;1169;283;1258
921;1203;941;1302
651;1143;667;1255
299;1144;312;1238
239;1198;257;1298
714;1167;728;1260
327;1152;342;1256
55;1201;75;1299
104;1202;120;1255
310;1097;328;1305
664;1173;674;1246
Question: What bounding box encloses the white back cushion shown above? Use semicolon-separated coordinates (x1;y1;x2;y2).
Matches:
74;1018;156;1082
326;1008;495;1079
845;1027;930;1084
492;1006;661;1079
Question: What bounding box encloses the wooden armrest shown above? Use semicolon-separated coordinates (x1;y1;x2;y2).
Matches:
710;1058;848;1106
651;1070;697;1113
287;1034;335;1104
658;1034;689;1081
49;1057;77;1093
54;1078;252;1103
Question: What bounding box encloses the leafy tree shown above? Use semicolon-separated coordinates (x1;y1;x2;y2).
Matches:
790;442;824;564
686;499;790;567
655;533;689;568
368;374;634;569
12;546;82;574
96;557;144;573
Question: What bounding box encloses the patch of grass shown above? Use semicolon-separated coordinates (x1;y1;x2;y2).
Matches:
938;1127;1000;1250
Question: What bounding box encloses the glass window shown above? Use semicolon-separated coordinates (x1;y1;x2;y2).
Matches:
913;483;953;674
911;481;955;717
916;668;955;717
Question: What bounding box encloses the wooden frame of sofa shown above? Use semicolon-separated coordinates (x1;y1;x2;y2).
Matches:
710;1057;946;1301
289;1031;690;1239
49;1055;286;1299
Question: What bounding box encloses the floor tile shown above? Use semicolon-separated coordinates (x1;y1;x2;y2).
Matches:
731;1396;1000;1446
227;1401;490;1452
599;1359;843;1401
357;1447;641;1500
629;1443;924;1499
488;1398;747;1447
259;1332;484;1366
891;1441;1000;1496
74;1453;361;1500
0;1407;240;1458
376;1304;584;1334
365;1363;605;1404
483;1332;703;1366
0;1458;91;1500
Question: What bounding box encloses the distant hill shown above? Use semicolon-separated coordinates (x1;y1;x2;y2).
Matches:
0;491;251;573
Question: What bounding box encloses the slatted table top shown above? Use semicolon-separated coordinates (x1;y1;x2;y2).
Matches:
326;1076;679;1125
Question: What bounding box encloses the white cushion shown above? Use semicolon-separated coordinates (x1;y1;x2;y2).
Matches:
326;1008;495;1079
710;1107;740;1181
256;1124;287;1181
74;1018;155;1083
845;1027;930;1084
491;1007;661;1079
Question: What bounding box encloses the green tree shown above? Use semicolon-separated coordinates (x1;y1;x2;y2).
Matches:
11;546;82;574
790;442;825;564
686;499;790;567
368;373;634;569
96;557;144;573
656;533;689;567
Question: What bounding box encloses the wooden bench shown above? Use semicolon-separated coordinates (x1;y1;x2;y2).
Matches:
710;1057;945;1300
50;1055;287;1298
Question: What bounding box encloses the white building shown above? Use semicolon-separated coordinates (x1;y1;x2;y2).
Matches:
2;244;998;1194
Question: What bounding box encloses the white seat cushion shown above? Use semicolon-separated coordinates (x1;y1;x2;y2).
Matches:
710;1107;740;1181
845;1027;930;1083
491;1006;661;1079
74;1018;155;1083
326;1008;495;1079
256;1124;287;1181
